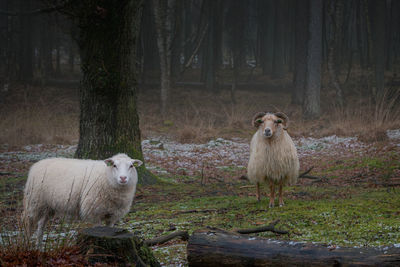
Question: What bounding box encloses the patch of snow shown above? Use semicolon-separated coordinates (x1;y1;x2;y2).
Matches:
387;129;400;140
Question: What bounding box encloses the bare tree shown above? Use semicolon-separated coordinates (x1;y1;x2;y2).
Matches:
303;0;323;119
153;0;176;115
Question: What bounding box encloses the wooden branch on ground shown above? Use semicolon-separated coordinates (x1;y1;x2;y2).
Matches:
174;209;217;215
239;185;255;189
234;220;288;235
298;166;314;178
187;229;400;266
144;230;189;246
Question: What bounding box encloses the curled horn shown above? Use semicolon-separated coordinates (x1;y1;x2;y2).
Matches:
274;112;289;130
252;112;266;128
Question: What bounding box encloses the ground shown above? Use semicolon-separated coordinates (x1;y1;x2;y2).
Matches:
1;131;399;266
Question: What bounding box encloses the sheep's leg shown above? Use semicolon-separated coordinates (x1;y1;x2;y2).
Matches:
36;214;49;250
278;181;285;207
268;181;275;208
256;182;261;201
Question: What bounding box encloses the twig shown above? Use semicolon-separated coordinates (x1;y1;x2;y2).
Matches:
234;220;288;235
298;166;314;178
301;175;324;180
174;209;218;215
144;230;189;246
239;185;255;189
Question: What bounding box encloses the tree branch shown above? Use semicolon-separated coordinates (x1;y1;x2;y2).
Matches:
234;220;289;235
144;230;189;246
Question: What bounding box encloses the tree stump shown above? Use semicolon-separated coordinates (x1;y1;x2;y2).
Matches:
187;229;400;266
77;226;160;267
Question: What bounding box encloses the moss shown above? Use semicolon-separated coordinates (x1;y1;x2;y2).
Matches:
127;183;400;250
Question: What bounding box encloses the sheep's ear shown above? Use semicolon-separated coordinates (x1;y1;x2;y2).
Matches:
274;112;289;130
104;159;114;167
132;159;143;167
252;112;266;128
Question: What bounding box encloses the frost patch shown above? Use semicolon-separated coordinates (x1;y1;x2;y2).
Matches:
387;129;400;140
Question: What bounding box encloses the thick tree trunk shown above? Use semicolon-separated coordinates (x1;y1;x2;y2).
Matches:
303;0;323;119
292;0;309;104
73;0;156;184
187;229;400;266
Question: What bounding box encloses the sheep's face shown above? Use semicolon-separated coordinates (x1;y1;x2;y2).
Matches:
252;112;288;139
105;156;143;186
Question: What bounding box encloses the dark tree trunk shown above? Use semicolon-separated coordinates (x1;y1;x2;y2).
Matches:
265;0;276;75
73;0;157;184
271;0;286;79
372;0;386;98
140;0;159;84
303;0;323;119
292;0;309;104
327;0;345;107
18;0;33;83
187;229;400;267
153;0;175;115
203;0;221;93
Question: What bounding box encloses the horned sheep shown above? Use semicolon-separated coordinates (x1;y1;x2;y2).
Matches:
22;153;142;245
247;112;299;208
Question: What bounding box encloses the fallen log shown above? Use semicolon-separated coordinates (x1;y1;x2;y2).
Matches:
187;229;400;266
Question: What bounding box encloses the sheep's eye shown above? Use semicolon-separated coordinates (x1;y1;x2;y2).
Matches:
129;164;133;169
113;164;117;168
256;119;263;124
275;119;282;124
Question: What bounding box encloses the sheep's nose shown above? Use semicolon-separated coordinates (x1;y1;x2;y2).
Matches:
120;176;127;183
264;128;272;136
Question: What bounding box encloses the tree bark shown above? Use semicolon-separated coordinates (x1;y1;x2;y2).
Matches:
18;0;33;83
271;0;286;79
153;0;175;115
372;0;386;99
187;229;400;267
292;0;309;104
303;0;323;119
72;0;157;184
78;226;160;266
327;0;345;107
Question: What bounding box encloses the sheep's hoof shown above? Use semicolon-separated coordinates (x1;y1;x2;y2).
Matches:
279;203;284;207
268;203;274;208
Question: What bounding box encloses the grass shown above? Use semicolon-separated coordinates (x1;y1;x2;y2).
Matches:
117;180;400;265
1;80;399;146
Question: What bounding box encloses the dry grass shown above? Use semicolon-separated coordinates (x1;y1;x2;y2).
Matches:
0;82;399;146
0;85;79;147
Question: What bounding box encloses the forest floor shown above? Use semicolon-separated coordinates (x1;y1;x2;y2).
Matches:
0;84;400;265
1;132;400;266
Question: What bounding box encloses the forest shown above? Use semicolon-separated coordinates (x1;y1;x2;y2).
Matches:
0;0;399;266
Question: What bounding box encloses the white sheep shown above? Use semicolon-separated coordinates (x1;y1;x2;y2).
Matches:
22;153;142;245
247;112;299;208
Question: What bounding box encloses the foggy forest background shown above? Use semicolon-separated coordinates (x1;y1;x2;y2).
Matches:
0;0;399;145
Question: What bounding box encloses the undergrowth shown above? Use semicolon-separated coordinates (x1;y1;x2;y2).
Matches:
1;82;399;146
